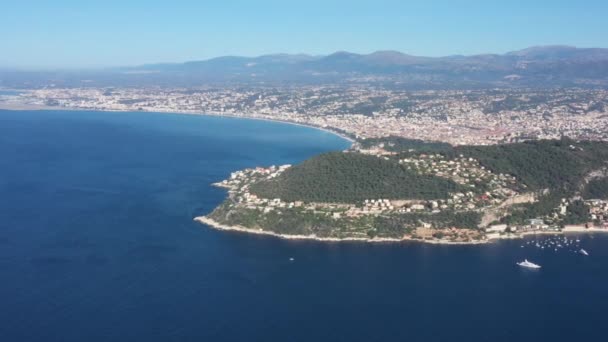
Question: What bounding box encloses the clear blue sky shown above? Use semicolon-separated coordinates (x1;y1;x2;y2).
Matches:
2;0;607;69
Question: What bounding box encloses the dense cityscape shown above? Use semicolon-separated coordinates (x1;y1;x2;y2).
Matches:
2;86;607;145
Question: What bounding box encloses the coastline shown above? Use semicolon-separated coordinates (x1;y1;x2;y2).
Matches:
8;104;608;245
0;103;356;145
194;215;490;245
195;214;608;246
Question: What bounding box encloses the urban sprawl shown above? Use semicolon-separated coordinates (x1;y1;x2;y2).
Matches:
2;86;607;145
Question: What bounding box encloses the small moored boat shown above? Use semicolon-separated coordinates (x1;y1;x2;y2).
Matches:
517;259;541;269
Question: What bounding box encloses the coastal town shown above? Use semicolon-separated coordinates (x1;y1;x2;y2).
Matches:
3;86;608;243
199;151;608;244
1;86;607;145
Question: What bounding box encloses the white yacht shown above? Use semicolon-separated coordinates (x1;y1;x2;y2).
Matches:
517;259;541;269
580;249;589;256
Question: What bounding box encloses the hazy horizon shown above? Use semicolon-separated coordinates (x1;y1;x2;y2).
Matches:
2;1;608;69
3;44;608;72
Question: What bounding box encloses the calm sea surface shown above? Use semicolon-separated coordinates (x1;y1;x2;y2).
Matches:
0;110;606;342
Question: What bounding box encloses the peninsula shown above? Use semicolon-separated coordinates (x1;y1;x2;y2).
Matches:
196;137;608;244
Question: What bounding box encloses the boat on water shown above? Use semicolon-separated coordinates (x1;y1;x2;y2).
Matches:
580;249;589;256
517;259;541;269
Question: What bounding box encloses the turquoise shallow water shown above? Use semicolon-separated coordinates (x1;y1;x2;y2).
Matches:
0;109;606;342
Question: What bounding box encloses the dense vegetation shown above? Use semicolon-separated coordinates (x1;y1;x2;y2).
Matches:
374;211;481;236
208;139;608;238
249;152;463;202
209;204;481;239
500;190;564;224
454;139;608;224
561;200;591;225
361;137;608;193
353;137;608;225
583;178;608;199
209;206;345;237
457;139;608;192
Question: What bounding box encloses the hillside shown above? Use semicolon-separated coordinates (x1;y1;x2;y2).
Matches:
583;178;608;199
249;140;608;205
202;139;608;242
365;137;608;193
249;152;463;202
457;139;608;192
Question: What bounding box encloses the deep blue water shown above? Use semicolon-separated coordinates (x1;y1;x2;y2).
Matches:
1;110;607;342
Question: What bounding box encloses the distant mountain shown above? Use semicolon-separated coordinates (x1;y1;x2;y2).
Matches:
506;45;608;60
144;53;320;71
2;46;608;88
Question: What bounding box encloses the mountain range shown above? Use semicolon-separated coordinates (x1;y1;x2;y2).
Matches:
2;46;608;88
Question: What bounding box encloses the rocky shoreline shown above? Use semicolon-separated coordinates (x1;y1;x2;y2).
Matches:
194;216;490;245
195;215;608;245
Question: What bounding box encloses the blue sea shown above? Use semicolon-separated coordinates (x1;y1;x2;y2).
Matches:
1;109;607;342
